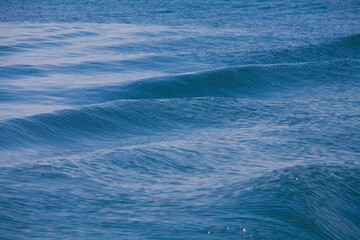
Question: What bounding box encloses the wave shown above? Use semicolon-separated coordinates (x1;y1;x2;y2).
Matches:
76;64;295;100
1;154;358;239
0;97;236;149
0;62;302;102
1;60;359;149
1;34;359;150
263;33;360;64
0;61;300;148
1;32;359;80
58;58;359;105
17;33;359;105
209;163;360;239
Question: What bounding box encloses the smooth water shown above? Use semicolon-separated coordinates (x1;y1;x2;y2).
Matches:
1;0;360;239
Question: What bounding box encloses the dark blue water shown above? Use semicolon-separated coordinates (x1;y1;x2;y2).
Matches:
1;0;360;239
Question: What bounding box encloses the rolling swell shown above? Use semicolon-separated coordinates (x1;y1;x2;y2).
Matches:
72;65;295;102
1;33;359;107
1;56;359;150
55;58;359;106
262;33;360;64
0;97;254;149
207;163;360;239
1;155;359;239
32;34;360;106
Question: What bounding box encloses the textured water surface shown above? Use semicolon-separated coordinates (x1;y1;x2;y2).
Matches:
1;0;360;239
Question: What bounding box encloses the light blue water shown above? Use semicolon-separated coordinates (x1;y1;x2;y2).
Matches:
1;1;360;239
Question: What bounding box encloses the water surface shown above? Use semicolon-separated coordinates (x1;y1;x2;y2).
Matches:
1;0;360;239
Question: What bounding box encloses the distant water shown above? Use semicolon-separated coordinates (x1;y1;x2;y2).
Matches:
1;1;360;239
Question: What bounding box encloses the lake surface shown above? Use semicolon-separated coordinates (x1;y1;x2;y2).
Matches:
1;0;360;239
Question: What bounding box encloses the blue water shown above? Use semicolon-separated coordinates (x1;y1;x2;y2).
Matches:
1;0;360;239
